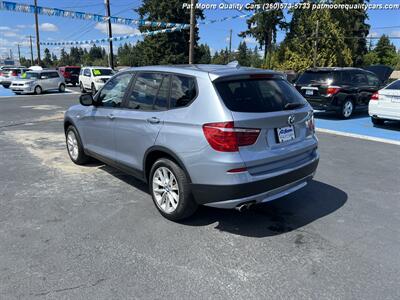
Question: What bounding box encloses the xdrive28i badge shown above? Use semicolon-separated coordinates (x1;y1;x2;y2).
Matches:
288;114;295;125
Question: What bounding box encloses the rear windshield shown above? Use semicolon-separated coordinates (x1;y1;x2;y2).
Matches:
92;69;114;76
215;78;307;113
65;67;80;74
297;71;338;85
385;80;400;90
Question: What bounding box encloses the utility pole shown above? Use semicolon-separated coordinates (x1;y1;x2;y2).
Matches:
228;29;232;54
34;0;41;66
105;0;114;69
29;35;34;66
188;0;196;64
17;44;21;62
313;20;319;68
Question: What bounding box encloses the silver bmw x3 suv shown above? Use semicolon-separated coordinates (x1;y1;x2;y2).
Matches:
64;64;319;220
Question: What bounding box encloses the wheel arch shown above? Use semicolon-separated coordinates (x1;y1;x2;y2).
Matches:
143;146;192;184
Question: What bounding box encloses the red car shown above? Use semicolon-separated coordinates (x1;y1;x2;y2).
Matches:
58;66;81;86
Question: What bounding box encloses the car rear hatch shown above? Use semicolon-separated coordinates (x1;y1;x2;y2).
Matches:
214;74;317;176
373;81;400;114
295;70;340;101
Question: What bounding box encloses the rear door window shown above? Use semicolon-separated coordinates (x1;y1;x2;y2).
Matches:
215;78;306;113
350;71;368;86
128;72;168;111
366;73;380;86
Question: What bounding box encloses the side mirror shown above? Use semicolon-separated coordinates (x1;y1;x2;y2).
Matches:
79;93;94;106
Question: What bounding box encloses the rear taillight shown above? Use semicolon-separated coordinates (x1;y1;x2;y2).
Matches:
306;115;315;134
11;71;17;76
227;167;247;173
202;122;260;152
371;92;379;101
326;86;341;96
64;72;71;78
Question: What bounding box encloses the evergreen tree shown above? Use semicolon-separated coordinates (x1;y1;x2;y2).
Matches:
239;0;286;67
196;44;211;64
136;0;204;65
43;48;52;67
277;8;352;71
373;35;397;66
236;41;250;66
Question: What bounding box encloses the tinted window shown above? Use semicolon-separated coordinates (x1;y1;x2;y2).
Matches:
25;72;39;79
83;69;91;76
385;80;400;90
341;71;351;83
128;73;163;110
66;67;80;74
154;75;170;110
49;72;59;78
170;75;196;108
215;78;306;113
97;73;132;107
366;73;379;86
296;71;339;84
92;68;114;76
350;72;367;85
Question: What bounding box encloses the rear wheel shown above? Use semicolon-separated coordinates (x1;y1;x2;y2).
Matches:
371;117;385;125
65;125;90;165
34;85;42;95
338;99;354;119
150;158;197;221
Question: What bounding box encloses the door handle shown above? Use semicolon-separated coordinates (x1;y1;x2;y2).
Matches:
108;114;115;120
147;117;160;124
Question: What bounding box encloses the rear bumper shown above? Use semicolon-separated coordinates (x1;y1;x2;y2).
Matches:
191;158;319;208
305;97;338;111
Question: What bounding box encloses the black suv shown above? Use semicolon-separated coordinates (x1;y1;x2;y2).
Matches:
295;68;381;118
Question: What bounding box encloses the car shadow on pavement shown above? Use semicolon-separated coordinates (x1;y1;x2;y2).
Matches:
182;180;347;238
314;111;368;120
373;121;400;132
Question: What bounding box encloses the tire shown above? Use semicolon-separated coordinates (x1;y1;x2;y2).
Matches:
59;83;65;93
371;117;385;125
91;83;96;95
150;158;197;221
338;99;354;119
65;125;90;165
72;82;76;87
80;82;86;93
14;92;21;95
34;85;42;95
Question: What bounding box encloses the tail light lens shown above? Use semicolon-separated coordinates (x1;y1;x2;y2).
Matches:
326;86;341;96
371;92;379;101
306;115;315;134
11;71;17;76
202;122;260;152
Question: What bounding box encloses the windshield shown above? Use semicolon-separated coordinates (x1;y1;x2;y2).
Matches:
66;67;80;74
92;69;114;77
297;71;336;85
24;72;39;79
215;78;306;113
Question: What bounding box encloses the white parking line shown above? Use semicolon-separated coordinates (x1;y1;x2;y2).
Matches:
316;128;400;146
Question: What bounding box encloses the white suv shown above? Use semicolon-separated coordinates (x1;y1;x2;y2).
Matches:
79;67;114;94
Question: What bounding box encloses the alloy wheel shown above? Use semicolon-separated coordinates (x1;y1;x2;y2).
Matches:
67;130;79;161
343;101;353;118
152;167;180;214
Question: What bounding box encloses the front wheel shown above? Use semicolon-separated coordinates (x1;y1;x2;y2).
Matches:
150;158;197;221
79;82;86;93
65;125;90;165
91;83;96;95
34;85;42;95
338;99;354;119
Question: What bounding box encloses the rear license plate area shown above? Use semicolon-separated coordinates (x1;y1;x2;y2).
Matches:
276;126;295;143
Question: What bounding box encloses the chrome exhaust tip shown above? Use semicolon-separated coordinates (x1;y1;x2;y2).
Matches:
235;201;256;212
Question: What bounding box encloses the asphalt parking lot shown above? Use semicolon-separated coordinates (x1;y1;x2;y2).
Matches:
0;88;399;299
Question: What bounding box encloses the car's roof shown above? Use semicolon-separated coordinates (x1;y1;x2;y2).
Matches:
125;64;282;81
84;66;112;69
304;67;365;72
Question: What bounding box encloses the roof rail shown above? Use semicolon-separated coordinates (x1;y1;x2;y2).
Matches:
227;60;240;69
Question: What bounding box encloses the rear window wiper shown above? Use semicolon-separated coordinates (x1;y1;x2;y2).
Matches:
284;103;304;110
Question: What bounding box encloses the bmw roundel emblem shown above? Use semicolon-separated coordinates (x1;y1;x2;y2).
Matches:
288;115;295;125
